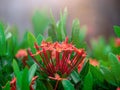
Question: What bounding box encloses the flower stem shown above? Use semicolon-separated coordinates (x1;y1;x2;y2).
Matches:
54;80;59;90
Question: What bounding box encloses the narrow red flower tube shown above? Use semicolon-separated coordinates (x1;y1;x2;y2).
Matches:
28;37;86;78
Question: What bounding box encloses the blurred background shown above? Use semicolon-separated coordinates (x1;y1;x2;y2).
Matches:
0;0;120;40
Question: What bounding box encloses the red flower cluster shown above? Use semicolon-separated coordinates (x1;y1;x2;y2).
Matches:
10;76;38;90
28;38;86;78
15;49;28;67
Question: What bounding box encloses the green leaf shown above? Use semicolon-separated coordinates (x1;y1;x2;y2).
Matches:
37;34;44;45
108;53;120;84
2;81;10;90
100;66;117;86
12;59;20;76
48;24;57;42
79;25;87;41
56;9;67;41
28;32;42;62
21;32;29;48
62;80;75;90
70;71;80;84
90;37;111;60
28;63;37;85
0;22;6;56
80;61;89;79
27;32;37;53
113;25;120;37
48;11;57;42
12;59;21;89
32;11;49;36
71;19;86;48
60;8;67;35
90;65;104;83
7;34;18;57
21;68;29;90
83;71;93;90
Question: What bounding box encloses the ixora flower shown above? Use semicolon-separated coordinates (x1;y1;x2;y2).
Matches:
89;58;99;66
116;87;120;90
10;76;38;90
15;49;28;58
15;49;28;67
115;38;120;47
28;37;86;79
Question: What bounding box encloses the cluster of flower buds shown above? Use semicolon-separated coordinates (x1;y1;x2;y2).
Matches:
28;38;86;78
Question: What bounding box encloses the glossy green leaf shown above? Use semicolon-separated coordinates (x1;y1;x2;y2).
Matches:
7;34;18;57
56;9;67;41
113;25;120;37
100;66;117;86
48;11;57;42
80;61;89;79
71;19;86;48
48;24;57;42
12;59;20;76
60;8;67;35
90;65;104;83
50;10;56;26
21;68;29;90
62;80;75;90
83;71;93;90
27;32;37;53
28;63;37;85
79;25;87;41
37;34;44;45
12;59;21;89
90;37;111;60
108;53;120;83
70;71;80;84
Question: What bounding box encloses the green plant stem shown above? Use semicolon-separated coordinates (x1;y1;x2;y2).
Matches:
54;80;59;90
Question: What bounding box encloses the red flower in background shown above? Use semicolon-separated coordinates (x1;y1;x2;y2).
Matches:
15;49;28;67
117;55;120;61
16;49;27;58
10;76;38;90
115;38;120;47
116;87;120;90
89;59;99;66
28;37;86;78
